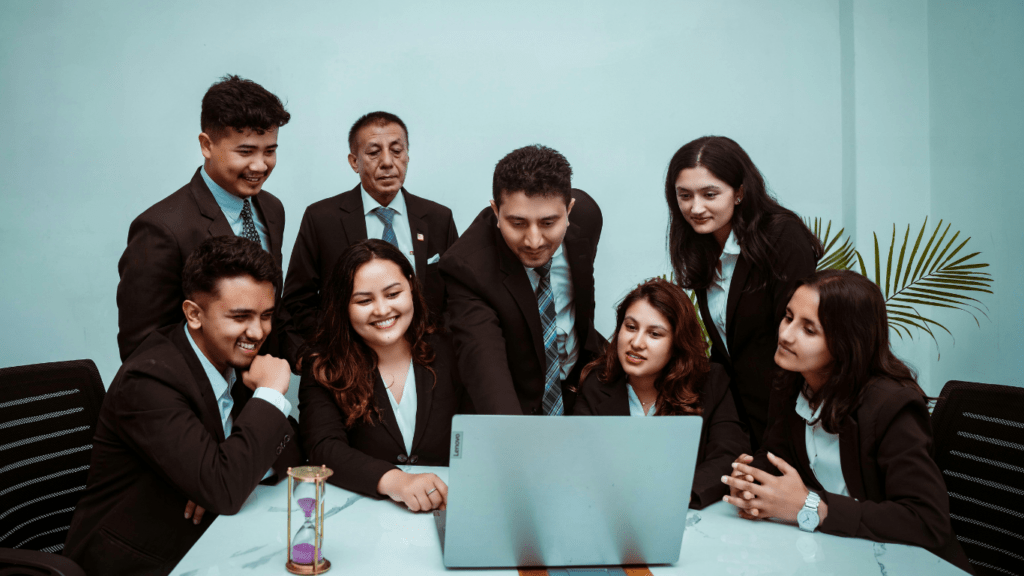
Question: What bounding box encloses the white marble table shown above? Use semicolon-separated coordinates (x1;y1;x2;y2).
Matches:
170;467;967;575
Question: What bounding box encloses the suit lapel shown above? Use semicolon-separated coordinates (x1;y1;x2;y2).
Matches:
725;254;752;348
838;417;866;500
372;371;406;451
171;323;228;443
252;193;282;258
496;226;546;366
789;408;817;488
595;376;630;416
697;289;730;363
187;168;234;239
338;185;369;246
404;190;429;279
561;221;593;352
409;362;433;453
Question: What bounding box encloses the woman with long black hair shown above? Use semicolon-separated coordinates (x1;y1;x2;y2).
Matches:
722;270;971;572
665;136;822;448
298;239;467;512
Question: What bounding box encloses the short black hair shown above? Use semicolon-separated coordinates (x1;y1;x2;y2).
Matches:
182;236;282;301
492;145;573;207
348;111;409;152
201;74;291;140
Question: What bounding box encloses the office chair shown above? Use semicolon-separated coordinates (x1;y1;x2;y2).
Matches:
0;360;105;576
932;380;1024;576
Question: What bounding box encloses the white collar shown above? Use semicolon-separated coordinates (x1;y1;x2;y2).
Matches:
361;185;407;217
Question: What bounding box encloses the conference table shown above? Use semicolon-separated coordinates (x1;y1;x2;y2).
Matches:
170;466;967;575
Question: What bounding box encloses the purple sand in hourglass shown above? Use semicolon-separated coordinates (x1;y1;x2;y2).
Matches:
292;543;323;564
298;497;317;518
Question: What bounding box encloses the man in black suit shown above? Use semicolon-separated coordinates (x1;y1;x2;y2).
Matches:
281;111;457;368
117;74;291;361
65;237;301;575
439;145;604;415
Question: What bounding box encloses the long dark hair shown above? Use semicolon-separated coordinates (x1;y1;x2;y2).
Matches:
581;279;710;415
778;270;924;434
664;136;822;291
298;239;435;427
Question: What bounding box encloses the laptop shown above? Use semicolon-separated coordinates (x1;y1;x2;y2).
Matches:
434;414;702;568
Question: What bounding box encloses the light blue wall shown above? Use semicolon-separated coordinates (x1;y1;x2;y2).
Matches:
0;0;1018;394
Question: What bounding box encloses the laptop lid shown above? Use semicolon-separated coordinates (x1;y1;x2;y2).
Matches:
439;415;702;568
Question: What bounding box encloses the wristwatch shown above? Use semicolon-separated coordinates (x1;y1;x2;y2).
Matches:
797;491;822;532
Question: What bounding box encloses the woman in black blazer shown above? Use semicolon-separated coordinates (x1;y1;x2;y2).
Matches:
574;279;749;509
298;239;466;511
722;271;971;572
664;136;822;449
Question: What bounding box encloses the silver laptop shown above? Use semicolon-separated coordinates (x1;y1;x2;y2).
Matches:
434;414;702;568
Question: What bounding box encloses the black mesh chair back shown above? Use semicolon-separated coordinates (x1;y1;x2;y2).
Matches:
0;360;104;555
932;380;1024;576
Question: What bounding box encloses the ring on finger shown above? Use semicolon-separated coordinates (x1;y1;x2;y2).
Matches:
426;488;437;496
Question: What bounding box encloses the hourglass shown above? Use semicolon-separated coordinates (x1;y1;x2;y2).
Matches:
286;465;333;574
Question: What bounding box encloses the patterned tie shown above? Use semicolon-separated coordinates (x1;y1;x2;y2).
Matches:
534;261;563;415
372;207;399;248
240;199;261;246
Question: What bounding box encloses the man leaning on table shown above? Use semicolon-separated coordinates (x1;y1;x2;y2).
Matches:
64;237;301;576
439;144;605;416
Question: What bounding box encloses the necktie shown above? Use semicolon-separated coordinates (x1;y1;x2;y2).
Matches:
240;199;261;246
534;261;563;415
372;207;399;248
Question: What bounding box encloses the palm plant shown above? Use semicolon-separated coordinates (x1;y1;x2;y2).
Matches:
855;218;993;345
805;217;858;271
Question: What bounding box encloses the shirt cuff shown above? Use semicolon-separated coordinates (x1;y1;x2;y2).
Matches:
252;387;292;417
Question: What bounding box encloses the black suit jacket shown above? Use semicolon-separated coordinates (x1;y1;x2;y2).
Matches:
695;218;817;448
751;378;972;573
439;189;605;416
298;334;467;498
574;363;749;509
64;323;300;576
281;185;458;368
116;168;286;361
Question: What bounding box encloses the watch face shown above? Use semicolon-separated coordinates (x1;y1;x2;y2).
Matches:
798;508;818;530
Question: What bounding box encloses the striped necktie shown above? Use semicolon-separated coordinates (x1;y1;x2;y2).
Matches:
240;199;261;247
534;261;563;415
372;207;399;248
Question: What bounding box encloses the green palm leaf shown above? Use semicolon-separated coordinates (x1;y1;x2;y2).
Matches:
656;272;712;357
804;218;858;271
860;218;992;347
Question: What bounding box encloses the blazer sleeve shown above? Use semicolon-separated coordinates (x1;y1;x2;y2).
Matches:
691;368;750;509
298;372;397;498
111;368;293;515
280;207;323;369
571;371;601;416
769;219;819;323
116;217;187;362
439;259;525;415
818;394;953;551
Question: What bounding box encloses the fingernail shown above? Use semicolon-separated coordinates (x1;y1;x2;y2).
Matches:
768;452;775;458
731;462;738;468
193;518;199;525
184;512;190;519
721;475;729;483
722;496;729;502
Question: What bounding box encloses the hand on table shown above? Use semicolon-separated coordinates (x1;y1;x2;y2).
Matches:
242;355;291;395
184;500;206;525
725;454;760;520
377;469;448;512
722;452;827;523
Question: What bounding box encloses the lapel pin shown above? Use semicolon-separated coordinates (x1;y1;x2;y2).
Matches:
417;233;425;241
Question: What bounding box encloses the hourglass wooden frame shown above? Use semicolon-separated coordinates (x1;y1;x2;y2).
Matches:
286;465;333;575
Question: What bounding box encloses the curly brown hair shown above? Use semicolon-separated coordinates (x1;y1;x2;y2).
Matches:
581;278;710;415
298;239;435;427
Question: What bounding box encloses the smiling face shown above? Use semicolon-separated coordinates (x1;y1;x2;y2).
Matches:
348;122;409;206
616;298;674;390
348;257;415;353
674;166;742;247
491;191;575;269
184;274;276;374
775;285;835;391
200;127;278;199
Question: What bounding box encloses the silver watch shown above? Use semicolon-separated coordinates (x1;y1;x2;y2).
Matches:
797;491;821;532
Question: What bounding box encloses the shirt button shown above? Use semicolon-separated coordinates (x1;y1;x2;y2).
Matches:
397;454;408;463
409;455;419;464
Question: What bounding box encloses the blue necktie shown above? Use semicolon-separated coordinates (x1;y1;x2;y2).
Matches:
534;261;563;415
240;199;261;247
372;207;399;248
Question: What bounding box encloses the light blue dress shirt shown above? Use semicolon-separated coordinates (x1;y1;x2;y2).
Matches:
383;359;418;456
201;166;270;251
795;391;849;497
524;244;579;381
626;383;657;417
184;325;291;479
361;185;416;270
707;229;741;354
